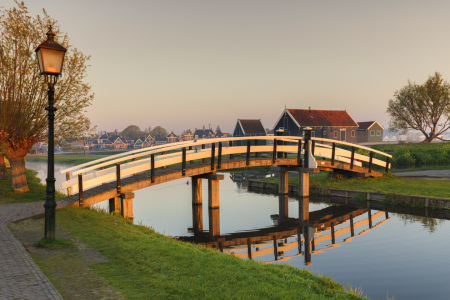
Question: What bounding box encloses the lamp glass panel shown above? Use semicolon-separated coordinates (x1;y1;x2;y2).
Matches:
41;48;65;74
36;48;44;74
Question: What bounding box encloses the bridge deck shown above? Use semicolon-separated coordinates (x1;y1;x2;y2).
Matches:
60;157;384;208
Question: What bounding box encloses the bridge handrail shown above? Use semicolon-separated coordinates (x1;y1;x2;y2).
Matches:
60;136;303;175
311;137;392;158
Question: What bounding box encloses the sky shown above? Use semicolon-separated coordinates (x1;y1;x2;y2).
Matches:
7;0;450;134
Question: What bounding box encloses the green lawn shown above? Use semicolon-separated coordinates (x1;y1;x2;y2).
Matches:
261;172;450;199
0;169;66;204
54;207;364;300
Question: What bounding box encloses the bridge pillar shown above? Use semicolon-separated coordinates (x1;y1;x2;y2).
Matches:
298;198;309;222
109;196;121;214
299;172;310;198
120;192;134;219
278;167;289;194
192;203;203;231
208;208;220;236
279;195;289;220
303;226;315;266
191;176;203;205
208;178;220;208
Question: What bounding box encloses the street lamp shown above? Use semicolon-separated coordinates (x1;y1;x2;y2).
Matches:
35;25;67;239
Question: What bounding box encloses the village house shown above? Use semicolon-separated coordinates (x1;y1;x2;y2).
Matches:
273;108;359;143
357;121;384;143
232;119;266;146
166;131;179;143
181;129;194;142
193;125;215;140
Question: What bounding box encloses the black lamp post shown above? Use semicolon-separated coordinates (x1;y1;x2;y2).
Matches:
35;25;67;239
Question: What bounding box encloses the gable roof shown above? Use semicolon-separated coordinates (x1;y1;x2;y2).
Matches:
194;128;214;137
238;119;266;135
357;121;384;131
286;109;358;127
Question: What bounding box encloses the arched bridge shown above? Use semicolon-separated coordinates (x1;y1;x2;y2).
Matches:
60;133;392;213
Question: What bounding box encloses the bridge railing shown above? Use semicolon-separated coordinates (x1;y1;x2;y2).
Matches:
60;136;391;196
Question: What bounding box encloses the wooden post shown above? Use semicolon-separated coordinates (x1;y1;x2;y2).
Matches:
299;171;310;198
297;141;302;166
304;128;311;167
278;167;289;194
304;226;313;265
78;174;83;207
273;235;278;261
247;238;252;259
229;141;234;160
202;144;206;163
369;152;373;173
331;143;336;166
192;176;202;205
192;203;203;231
385;157;390;173
120;192;134;219
350;146;355;169
254;139;259;159
66;172;72;196
276;129;284;158
350;215;354;236
331;222;335;244
189;146;193;164
298;197;309;222
182;147;186;176
218;143;222;169
272;139;277;163
109;196;120;213
151;154;155;183
246;142;251;166
208;177;220;208
279;195;289;219
116;163;121;195
311;140;315;156
368;209;372;228
210;143;215;171
208;208;220;236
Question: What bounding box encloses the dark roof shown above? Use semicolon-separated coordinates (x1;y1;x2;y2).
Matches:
215;129;224;138
239;119;266;135
287;109;358;127
194;129;214;137
357;121;376;131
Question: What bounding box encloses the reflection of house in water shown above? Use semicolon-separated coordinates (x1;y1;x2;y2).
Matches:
229;173;275;189
178;196;389;265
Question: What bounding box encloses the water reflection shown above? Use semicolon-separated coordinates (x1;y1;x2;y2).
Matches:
178;195;390;265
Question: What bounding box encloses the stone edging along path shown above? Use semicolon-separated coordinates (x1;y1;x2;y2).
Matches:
247;180;450;210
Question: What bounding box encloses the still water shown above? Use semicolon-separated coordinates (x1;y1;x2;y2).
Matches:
27;161;450;300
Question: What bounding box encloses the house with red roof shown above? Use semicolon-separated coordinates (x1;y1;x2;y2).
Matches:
273;108;359;143
357;121;384;143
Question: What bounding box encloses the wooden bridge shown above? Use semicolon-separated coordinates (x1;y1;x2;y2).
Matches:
177;196;390;265
60;129;392;217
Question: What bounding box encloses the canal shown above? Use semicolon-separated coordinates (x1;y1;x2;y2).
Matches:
27;161;450;300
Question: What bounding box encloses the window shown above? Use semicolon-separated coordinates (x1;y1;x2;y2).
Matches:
311;131;315;137
376;130;381;136
351;130;355;137
370;130;375;136
323;131;327;136
334;131;338;138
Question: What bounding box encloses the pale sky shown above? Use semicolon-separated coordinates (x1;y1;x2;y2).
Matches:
9;0;450;134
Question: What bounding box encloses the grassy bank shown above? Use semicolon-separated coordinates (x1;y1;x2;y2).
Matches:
0;169;66;204
261;172;450;199
51;207;363;299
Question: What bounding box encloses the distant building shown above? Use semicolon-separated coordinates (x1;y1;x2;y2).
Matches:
357;121;384;143
232;119;266;146
194;125;215;140
273;108;358;143
166;131;179;143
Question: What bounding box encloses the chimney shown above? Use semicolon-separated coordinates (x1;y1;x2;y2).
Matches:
203;125;205;130
209;124;211;130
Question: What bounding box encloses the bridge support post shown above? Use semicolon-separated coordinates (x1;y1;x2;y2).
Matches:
192;203;203;231
299;171;310;198
191;176;203;205
109;196;121;214
298;197;309;222
278;167;289;194
209;207;220;236
120;192;134;219
208;178;220;208
279;195;289;220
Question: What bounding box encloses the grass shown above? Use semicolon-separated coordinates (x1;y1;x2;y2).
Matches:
0;169;66;204
37;237;73;249
261;172;450;199
26;153;117;165
54;207;364;300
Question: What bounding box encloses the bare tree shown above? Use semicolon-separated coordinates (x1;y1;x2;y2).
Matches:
387;72;450;143
0;2;94;192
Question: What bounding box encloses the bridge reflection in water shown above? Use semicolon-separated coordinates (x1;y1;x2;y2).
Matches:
178;195;390;265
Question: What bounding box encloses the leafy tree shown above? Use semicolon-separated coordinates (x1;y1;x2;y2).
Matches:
121;125;143;141
0;2;94;192
150;126;168;140
387;72;450;143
